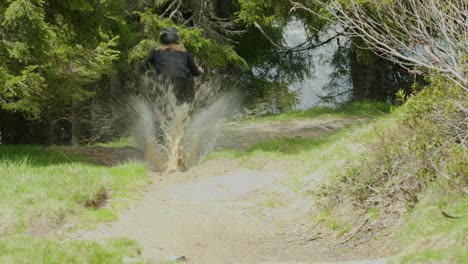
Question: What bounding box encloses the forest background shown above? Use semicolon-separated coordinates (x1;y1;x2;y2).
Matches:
0;0;422;145
0;1;466;262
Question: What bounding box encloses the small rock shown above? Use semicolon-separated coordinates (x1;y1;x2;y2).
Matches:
63;224;75;230
165;254;187;262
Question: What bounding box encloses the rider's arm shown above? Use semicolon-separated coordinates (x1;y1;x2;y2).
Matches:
140;51;158;73
187;53;203;77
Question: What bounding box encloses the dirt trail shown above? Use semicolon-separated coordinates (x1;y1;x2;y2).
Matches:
77;117;385;263
80;159;323;262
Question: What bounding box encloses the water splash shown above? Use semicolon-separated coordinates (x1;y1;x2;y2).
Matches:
131;72;242;172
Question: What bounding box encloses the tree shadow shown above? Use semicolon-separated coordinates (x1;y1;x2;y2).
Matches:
0;145;143;167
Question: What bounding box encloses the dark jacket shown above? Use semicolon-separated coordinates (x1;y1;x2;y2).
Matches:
146;50;202;79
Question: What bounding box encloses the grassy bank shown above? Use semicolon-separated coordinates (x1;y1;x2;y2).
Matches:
315;80;467;262
209;101;391;167
0;237;145;264
392;186;467;263
0;145;152;263
243;101;391;122
210;81;467;262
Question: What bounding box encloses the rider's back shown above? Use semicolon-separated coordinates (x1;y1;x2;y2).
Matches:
147;49;201;79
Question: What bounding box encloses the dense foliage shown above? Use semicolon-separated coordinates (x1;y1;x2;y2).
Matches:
0;0;307;144
0;0;452;144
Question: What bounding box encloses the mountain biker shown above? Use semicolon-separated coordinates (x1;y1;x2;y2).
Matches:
144;27;204;104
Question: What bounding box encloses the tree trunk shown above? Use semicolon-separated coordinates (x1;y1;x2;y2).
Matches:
71;101;82;146
214;0;233;17
351;43;385;101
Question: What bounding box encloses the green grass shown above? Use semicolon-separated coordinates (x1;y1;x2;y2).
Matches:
246;124;355;155
0;237;147;264
397;249;467;264
243;101;391;122
0;145;89;165
0;145;151;234
389;184;468;263
205;148;244;160
0;145;152;263
209;112;384;196
94;137;133;148
264;192;290;209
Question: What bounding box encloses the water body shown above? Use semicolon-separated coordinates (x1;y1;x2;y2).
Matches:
283;21;351;109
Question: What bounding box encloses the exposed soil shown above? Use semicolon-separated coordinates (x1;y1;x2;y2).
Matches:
72;117;389;263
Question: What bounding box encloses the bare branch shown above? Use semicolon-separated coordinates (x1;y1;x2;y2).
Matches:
169;0;182;19
291;0;468;91
253;22;283;50
161;0;179;17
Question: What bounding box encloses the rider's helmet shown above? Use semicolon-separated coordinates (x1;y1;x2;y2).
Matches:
159;27;180;44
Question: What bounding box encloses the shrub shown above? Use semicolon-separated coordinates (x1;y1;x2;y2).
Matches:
315;77;467;228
